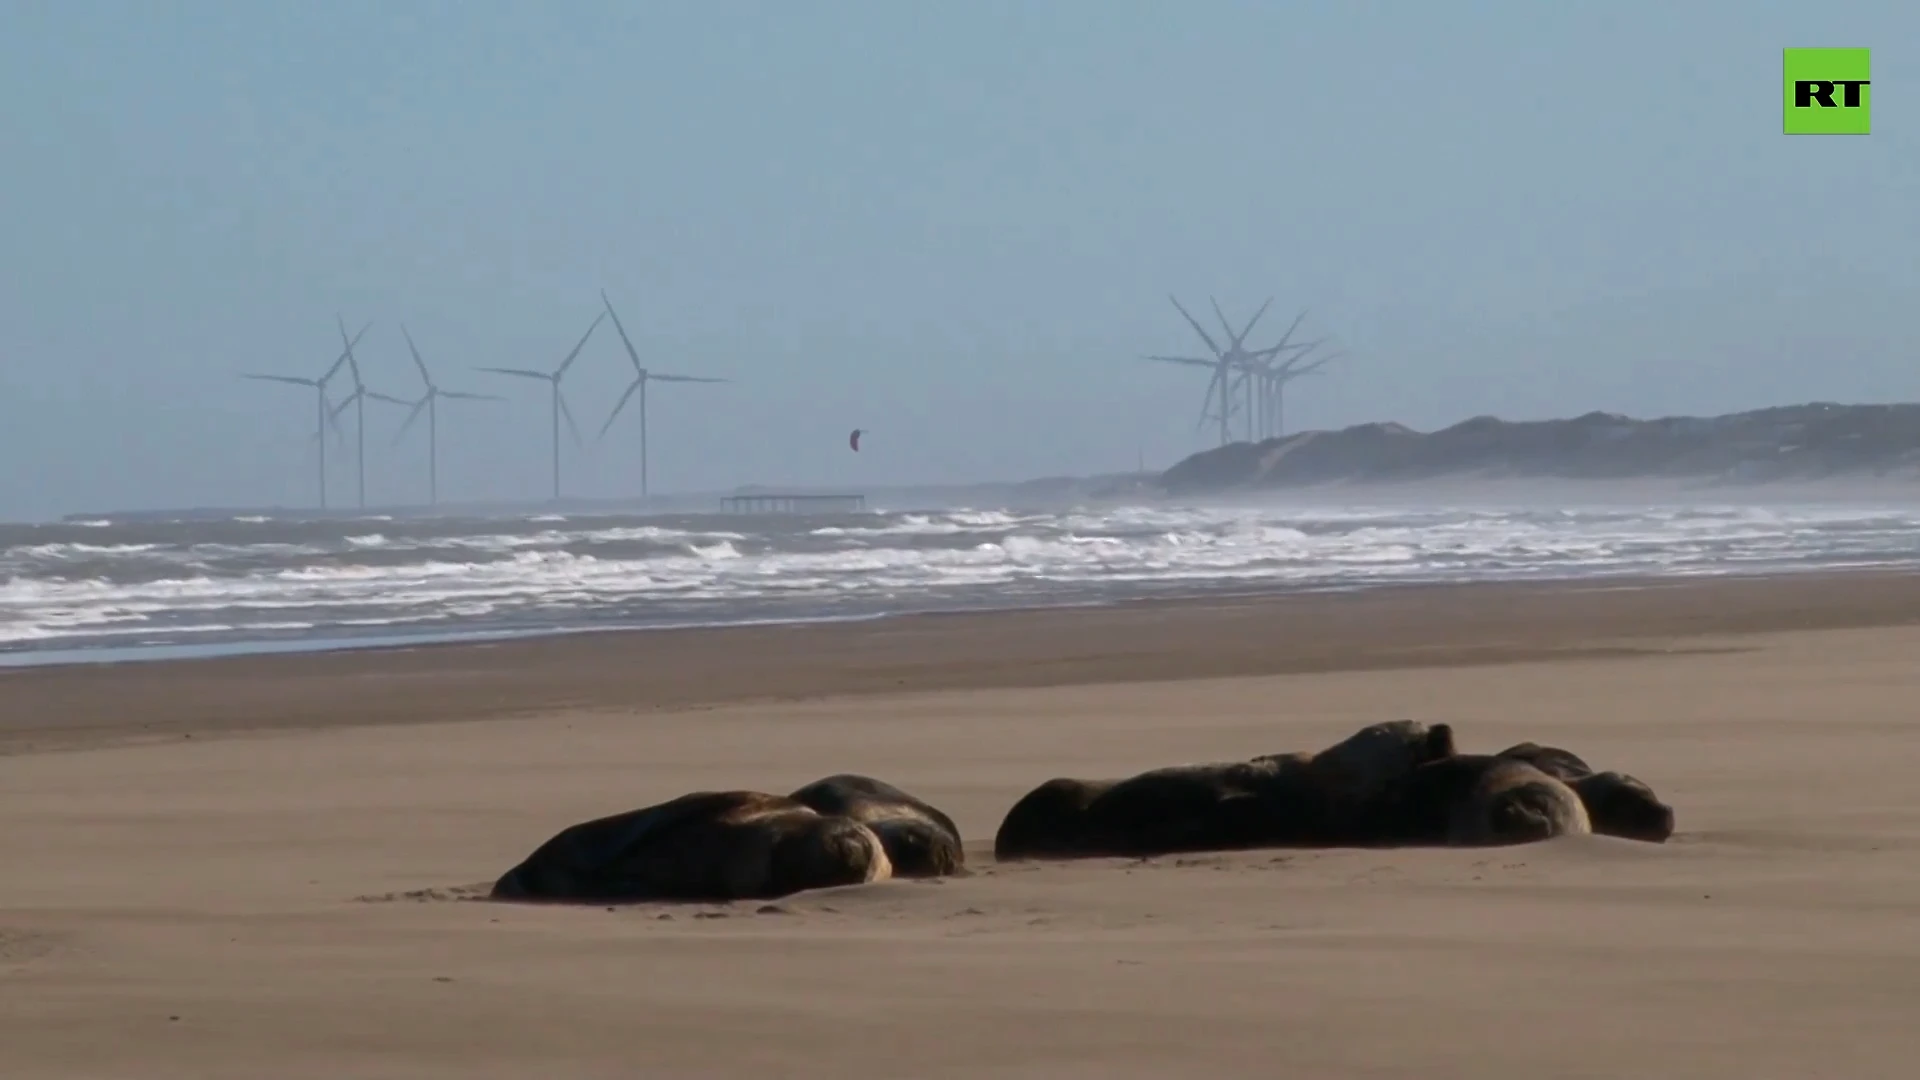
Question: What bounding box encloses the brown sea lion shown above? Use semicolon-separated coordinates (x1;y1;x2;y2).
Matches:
490;790;893;903
1288;718;1461;830
1495;742;1675;843
992;777;1116;859
787;774;965;877
1492;741;1593;781
993;719;1458;860
1566;771;1674;843
1382;754;1591;846
1052;756;1309;856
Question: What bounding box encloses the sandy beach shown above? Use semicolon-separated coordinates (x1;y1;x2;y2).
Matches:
5;572;1920;1079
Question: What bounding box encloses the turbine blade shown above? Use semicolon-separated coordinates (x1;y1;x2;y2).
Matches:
438;390;503;401
1235;297;1274;348
1209;296;1236;345
476;367;552;380
321;321;371;384
1262;336;1327;360
1261;309;1309;361
391;396;429;446
319;389;348;445
329;389;360;421
401;324;433;389
597;379;642;440
1274;339;1331;373
1195;369;1223;432
555;312;606;379
243;374;318;387
1284;351;1345;379
1144;355;1216;369
1169;295;1224;357
647;373;727;383
557;391;584;448
601;290;647;375
333;315;365;389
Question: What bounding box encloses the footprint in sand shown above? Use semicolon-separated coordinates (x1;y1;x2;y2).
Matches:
351;884;491;904
0;928;68;967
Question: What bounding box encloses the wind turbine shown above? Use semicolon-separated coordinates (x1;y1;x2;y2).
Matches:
240;321;369;509
329;315;374;510
367;326;503;506
1208;298;1290;442
1227;314;1317;440
1145;297;1301;446
1172;295;1247;447
477;312;605;501
596;290;728;499
1260;344;1345;439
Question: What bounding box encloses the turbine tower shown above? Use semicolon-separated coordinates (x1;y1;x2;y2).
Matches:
477;312;605;501
1262;346;1345;439
329;315;373;510
1155;295;1267;447
1225;315;1321;440
240;321;369;509
368;326;503;506
597;290;729;499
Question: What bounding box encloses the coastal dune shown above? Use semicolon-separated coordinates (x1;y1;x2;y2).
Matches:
4;574;1920;1078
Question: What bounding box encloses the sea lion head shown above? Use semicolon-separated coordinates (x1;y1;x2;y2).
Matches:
866;818;964;877
785;775;965;876
1314;719;1458;801
1572;771;1675;843
993;777;1112;860
1470;761;1592;846
768;816;894;890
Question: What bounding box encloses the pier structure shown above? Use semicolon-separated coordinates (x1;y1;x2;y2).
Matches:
719;493;867;514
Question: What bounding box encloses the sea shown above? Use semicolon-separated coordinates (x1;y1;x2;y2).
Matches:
6;496;1920;667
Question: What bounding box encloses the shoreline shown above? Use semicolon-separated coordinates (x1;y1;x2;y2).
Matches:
5;559;1916;672
8;567;1920;756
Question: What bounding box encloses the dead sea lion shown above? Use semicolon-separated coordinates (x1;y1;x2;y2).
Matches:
994;763;1280;861
1288;718;1460;829
1382;754;1591;846
1566;770;1674;843
1059;756;1311;856
1492;741;1593;781
490;790;892;903
1495;742;1675;843
992;777;1116;859
788;774;965;877
993;719;1458;860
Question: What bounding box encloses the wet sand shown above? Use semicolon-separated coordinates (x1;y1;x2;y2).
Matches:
4;572;1920;1078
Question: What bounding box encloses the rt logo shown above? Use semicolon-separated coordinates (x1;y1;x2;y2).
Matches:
1784;48;1870;134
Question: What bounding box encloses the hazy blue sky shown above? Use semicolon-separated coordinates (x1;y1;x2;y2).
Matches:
2;1;1914;520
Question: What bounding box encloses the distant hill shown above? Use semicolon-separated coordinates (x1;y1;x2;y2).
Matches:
1158;402;1920;495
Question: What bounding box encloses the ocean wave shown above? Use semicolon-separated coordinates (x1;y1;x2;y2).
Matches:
4;502;1920;654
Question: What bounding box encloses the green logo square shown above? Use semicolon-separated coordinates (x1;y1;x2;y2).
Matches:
1784;48;1871;134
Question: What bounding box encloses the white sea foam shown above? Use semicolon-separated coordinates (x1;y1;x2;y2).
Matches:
3;500;1919;654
